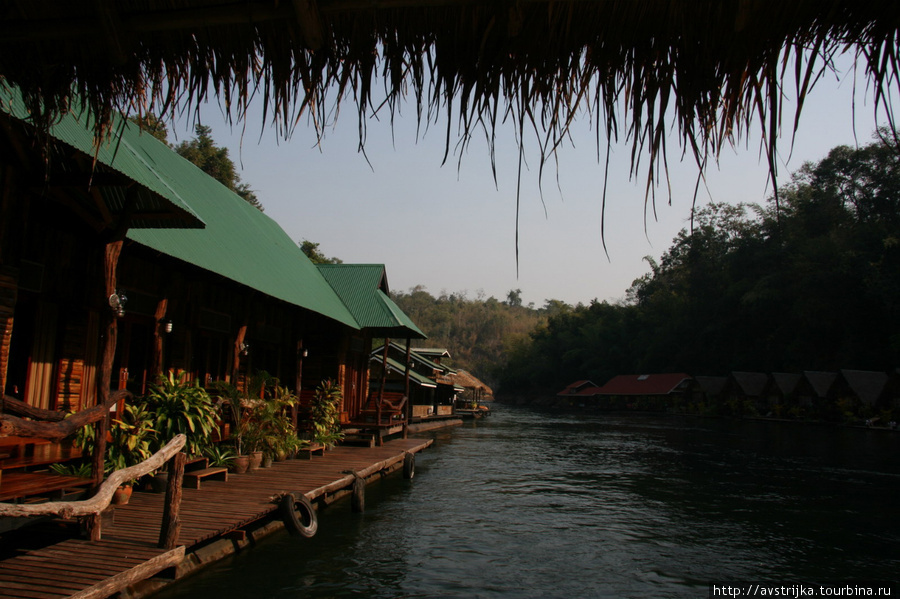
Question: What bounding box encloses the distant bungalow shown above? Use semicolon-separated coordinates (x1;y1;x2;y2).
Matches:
556;370;900;424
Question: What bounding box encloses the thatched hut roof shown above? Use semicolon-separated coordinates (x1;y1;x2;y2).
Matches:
2;1;899;206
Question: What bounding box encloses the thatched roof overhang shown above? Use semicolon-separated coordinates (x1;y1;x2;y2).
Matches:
2;0;899;213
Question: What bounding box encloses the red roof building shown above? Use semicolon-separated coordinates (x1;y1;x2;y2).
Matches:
597;373;692;396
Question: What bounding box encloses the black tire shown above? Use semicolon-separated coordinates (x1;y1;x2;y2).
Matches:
403;452;415;479
280;493;318;538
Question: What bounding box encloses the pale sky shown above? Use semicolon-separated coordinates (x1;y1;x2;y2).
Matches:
170;54;895;308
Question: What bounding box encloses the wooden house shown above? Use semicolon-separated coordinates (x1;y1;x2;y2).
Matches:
689;376;728;411
835;369;890;416
370;342;461;419
726;372;773;415
0;86;398;490
796;371;839;416
557;380;601;397
315;264;425;423
595;373;692;411
769;372;803;415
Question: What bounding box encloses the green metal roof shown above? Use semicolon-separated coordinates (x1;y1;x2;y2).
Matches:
125;128;359;329
373;341;456;375
317;264;426;339
0;85;203;230
372;354;437;388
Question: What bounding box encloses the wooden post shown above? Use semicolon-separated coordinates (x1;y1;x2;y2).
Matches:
233;324;247;386
403;338;411;439
151;298;169;378
158;451;186;549
293;339;304;429
92;239;123;487
377;339;389;444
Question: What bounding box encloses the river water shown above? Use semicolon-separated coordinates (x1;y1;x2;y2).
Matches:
154;405;900;598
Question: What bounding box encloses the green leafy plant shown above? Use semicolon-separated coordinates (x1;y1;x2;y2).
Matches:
203;444;236;468
106;403;157;475
309;379;344;446
143;371;218;457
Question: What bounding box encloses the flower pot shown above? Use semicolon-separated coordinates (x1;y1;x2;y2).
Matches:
261;454;273;468
231;455;250;474
112;485;133;505
248;451;263;471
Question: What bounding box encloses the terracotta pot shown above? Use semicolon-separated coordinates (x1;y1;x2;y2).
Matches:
248;451;263;471
112;485;133;505
231;455;250;474
261;454;273;468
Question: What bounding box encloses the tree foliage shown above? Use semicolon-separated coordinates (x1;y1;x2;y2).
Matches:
299;239;343;264
499;132;900;393
175;124;264;211
391;286;547;387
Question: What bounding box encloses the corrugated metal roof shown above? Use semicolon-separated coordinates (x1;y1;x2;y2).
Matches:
125;132;359;329
317;264;425;338
0;86;203;229
372;354;437;388
598;373;692;396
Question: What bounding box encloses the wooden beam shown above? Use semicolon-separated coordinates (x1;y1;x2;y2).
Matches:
1;394;67;421
0;390;130;440
67;546;185;599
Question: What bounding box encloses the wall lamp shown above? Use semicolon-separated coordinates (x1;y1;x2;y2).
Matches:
240;342;250;356
160;319;174;334
108;290;128;317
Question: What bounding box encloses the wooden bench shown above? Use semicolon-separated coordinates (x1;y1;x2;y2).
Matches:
0;443;83;471
182;466;228;489
296;442;325;459
0;472;92;502
358;391;407;426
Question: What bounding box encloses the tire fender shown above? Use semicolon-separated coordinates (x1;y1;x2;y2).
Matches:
403;452;415;479
280;492;318;538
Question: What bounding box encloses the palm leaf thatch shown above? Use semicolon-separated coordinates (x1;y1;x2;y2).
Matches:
2;1;899;218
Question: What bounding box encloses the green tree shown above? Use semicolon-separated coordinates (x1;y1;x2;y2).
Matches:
299;240;343;264
175;124;264;211
130;113;170;143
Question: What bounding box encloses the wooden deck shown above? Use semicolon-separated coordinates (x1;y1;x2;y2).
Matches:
0;437;432;599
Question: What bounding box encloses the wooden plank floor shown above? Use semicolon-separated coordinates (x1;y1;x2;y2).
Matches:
0;437;432;599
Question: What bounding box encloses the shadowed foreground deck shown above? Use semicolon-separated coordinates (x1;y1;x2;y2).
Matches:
0;437;432;599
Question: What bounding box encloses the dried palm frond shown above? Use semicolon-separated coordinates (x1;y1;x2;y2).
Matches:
2;1;898;225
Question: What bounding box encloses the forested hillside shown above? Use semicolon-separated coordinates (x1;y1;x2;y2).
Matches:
498;131;900;394
390;288;550;387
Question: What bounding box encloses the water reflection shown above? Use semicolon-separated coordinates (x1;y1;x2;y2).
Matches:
155;406;900;599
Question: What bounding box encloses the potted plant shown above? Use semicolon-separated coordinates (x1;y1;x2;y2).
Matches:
213;380;252;473
144;371;218;458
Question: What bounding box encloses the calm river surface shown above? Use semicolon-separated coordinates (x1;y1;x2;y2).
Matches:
155;405;900;598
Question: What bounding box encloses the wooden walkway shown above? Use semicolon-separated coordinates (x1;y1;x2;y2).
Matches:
0;437;432;599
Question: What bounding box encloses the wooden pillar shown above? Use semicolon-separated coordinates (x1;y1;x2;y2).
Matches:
377;339;389;441
403;338;411;438
151;298;169;379
91;239;123;487
293;339;304;429
233;323;247;387
158;451;186;549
